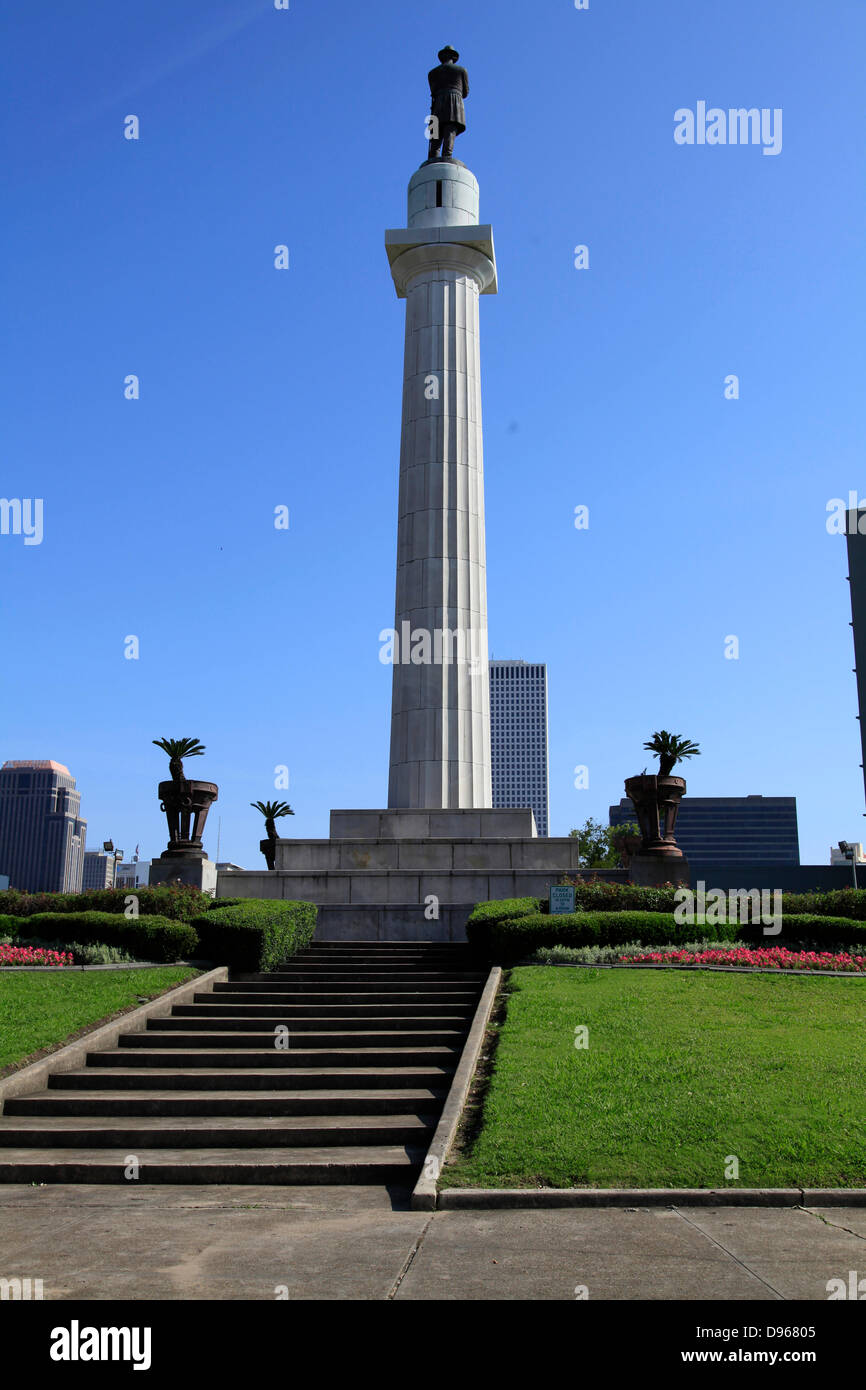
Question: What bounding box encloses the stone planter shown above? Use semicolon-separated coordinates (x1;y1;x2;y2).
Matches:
158;779;218;858
624;774;686;858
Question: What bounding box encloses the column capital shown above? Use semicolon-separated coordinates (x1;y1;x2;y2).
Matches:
385;225;497;298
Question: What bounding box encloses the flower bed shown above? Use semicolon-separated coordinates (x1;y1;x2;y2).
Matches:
0;943;74;968
618;945;866;973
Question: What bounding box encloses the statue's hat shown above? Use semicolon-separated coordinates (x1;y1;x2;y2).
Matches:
438;45;459;62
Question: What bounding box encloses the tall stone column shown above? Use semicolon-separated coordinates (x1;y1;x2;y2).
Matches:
385;160;497;809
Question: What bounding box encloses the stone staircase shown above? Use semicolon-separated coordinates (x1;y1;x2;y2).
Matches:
0;942;485;1185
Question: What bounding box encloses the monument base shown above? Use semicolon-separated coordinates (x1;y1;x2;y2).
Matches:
628;853;690;888
215;808;585;938
149;854;217;897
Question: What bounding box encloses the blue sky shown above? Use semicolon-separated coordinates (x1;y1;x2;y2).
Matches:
2;0;864;866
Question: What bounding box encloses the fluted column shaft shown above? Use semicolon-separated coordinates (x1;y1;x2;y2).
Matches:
387;242;494;808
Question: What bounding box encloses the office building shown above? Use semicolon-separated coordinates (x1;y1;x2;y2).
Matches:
609;794;799;866
0;760;87;892
81;845;123;891
490;660;550;836
830;842;866;865
115;858;151;890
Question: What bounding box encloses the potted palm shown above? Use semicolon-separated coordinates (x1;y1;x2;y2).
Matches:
251;800;294;870
153;737;218;856
625;731;700;857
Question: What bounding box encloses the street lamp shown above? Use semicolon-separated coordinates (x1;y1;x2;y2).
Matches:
839;841;859;890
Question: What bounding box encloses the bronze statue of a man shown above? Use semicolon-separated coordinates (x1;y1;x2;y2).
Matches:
427;45;469;160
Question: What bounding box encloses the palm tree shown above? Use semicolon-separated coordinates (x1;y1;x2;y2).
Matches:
642;730;701;778
251;800;294;839
153;737;206;783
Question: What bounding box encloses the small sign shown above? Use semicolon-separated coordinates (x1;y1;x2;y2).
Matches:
549;885;575;915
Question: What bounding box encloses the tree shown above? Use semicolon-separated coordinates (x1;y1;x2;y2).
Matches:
569;818;643;868
568;818;619;868
250;800;294;839
152;737;206;782
642;730;701;777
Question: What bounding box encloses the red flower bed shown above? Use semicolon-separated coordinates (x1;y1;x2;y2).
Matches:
617;946;866;972
0;943;74;968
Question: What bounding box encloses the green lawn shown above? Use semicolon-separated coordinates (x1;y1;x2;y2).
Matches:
442;967;866;1189
0;967;199;1072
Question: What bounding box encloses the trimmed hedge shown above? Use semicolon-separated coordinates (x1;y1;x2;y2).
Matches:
558;881;680;913
467;911;739;959
0;884;211;921
494;882;866;922
742;914;866;950
192;901;316;971
467;898;540;926
779;889;866;921
6;912;197;963
466;908;866;961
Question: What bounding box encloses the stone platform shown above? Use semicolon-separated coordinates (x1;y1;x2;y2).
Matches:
216;809;582;940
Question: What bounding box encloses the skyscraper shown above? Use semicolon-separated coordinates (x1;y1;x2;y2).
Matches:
0;760;87;892
489;661;550;836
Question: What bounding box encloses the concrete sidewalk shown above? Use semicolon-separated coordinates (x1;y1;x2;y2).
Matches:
1;1185;863;1300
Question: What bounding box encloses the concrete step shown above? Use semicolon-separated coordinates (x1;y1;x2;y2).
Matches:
213;978;477;991
0;1145;423;1185
172;1002;475;1017
235;970;486;982
281;950;473;959
297;955;469;963
85;1046;461;1068
49;1067;455;1091
306;954;468;960
291;958;472;966
0;1114;434;1148
203;990;478;1005
127;1030;467;1048
152;1013;470;1032
6;951;486;1187
305;942;469;949
291;958;473;968
213;982;481;994
294;947;471;955
5;1088;447;1117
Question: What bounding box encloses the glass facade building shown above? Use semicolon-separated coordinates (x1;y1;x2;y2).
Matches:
609;794;800;866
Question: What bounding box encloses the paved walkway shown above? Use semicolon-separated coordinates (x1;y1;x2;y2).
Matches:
1;1185;863;1300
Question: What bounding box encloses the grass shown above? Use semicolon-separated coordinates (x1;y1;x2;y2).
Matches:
0;967;200;1072
442;967;866;1190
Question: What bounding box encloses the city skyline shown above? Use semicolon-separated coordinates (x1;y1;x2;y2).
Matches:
2;1;865;867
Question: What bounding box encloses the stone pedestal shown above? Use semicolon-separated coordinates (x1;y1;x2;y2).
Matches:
628;853;690;888
149;854;217;897
215;807;584;938
384;160;497;809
